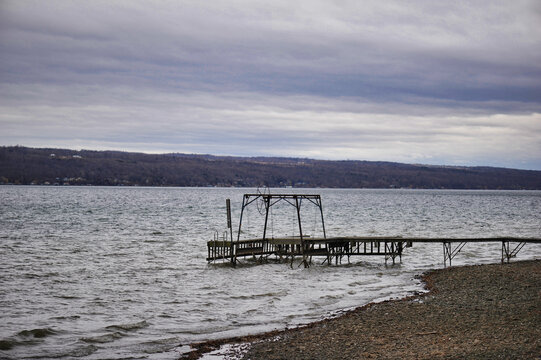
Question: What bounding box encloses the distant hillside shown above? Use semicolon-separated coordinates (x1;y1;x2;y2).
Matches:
1;146;541;189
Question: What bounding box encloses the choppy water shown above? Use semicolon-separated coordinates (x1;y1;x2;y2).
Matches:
1;186;540;359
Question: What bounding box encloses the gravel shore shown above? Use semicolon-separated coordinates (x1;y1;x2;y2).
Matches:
184;260;540;359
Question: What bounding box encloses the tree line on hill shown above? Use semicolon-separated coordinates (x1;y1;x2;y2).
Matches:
1;146;540;189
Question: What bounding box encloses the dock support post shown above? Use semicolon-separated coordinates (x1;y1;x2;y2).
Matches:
501;241;527;264
443;242;451;267
261;196;271;263
226;199;234;265
443;241;467;267
385;242;399;265
233;195;250;266
295;196;308;268
319;197;327;239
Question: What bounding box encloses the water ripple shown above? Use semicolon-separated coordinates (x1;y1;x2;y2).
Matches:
1;186;540;359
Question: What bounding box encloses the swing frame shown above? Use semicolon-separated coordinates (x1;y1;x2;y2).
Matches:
237;193;326;241
236;193;327;266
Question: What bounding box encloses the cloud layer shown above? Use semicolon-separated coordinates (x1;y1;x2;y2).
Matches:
1;0;541;169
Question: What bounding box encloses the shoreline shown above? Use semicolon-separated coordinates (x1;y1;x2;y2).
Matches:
181;260;540;359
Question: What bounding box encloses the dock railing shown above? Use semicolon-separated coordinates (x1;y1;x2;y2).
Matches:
207;230;232;263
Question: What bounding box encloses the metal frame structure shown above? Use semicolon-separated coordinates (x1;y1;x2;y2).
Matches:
235;193;326;267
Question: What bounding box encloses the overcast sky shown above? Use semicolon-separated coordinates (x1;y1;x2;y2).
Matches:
1;1;541;169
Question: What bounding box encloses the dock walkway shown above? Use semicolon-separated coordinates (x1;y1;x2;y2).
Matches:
208;236;541;267
207;192;541;267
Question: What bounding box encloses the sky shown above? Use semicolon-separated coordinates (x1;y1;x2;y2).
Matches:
1;1;541;170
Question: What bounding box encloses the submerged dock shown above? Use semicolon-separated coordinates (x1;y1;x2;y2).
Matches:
207;192;541;267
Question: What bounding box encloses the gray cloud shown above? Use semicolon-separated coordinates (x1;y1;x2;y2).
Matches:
1;0;541;169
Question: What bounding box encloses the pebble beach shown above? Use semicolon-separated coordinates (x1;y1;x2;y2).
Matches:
184;260;540;359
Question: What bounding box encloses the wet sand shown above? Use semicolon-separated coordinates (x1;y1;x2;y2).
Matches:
182;260;540;359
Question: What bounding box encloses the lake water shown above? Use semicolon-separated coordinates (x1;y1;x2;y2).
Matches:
1;186;540;359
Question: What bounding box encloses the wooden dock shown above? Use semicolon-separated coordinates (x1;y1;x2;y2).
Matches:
208;192;541;267
208;235;541;267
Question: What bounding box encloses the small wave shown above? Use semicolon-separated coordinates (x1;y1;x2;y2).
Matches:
138;337;180;354
23;272;60;279
105;320;149;332
230;292;279;300
348;279;379;287
65;344;98;358
54;295;80;300
51;315;80;320
23;273;42;279
81;332;124;344
1;328;60;350
200;285;217;290
0;338;17;351
321;294;343;300
17;328;57;339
